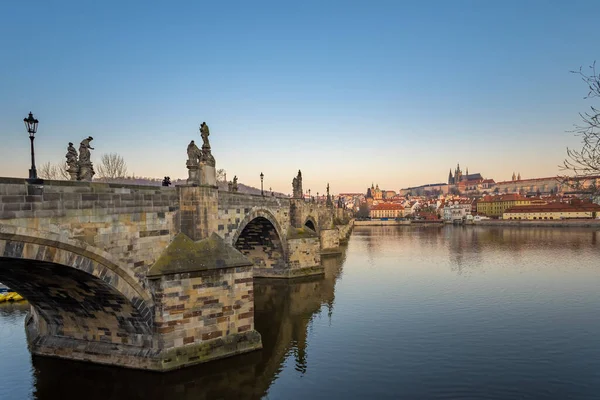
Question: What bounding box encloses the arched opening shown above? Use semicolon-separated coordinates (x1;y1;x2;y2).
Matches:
304;219;316;232
0;257;153;346
234;217;286;272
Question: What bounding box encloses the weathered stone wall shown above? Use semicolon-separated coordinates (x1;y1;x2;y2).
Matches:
149;266;262;370
217;192;290;244
178;185;218;241
0;178;179;286
286;237;322;277
320;229;341;254
337;219;354;244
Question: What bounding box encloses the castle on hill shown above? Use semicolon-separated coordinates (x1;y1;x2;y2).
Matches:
447;163;483;185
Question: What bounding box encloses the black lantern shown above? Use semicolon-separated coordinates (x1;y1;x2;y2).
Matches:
260;172;264;196
23;112;39;180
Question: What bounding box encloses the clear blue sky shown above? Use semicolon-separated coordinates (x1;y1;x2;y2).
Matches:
0;0;597;194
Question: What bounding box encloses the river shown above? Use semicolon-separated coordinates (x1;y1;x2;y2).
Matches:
1;226;600;399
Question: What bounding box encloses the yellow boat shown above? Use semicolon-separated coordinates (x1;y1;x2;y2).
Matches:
0;292;25;302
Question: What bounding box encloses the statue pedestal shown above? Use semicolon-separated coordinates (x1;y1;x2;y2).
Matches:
187;164;200;185
199;164;216;187
67;168;78;181
78;163;95;181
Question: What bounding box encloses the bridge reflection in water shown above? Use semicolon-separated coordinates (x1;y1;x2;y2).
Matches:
30;248;347;400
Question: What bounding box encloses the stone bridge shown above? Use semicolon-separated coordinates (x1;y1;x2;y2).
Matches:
0;176;353;371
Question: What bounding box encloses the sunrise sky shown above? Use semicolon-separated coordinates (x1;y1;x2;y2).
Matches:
0;0;597;194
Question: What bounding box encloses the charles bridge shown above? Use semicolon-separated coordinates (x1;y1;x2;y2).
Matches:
0;147;353;371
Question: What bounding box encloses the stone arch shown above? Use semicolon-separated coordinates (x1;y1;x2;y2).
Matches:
232;209;287;273
0;225;154;346
304;216;318;233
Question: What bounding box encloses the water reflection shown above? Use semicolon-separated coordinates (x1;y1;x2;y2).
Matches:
29;248;347;400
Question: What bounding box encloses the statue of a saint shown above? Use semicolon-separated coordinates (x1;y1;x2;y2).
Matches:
232;175;238;192
77;136;95;181
78;137;94;164
187;140;201;166
200;122;210;149
65;142;78;180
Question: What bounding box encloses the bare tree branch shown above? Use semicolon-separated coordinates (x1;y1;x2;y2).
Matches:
97;153;128;180
560;61;600;197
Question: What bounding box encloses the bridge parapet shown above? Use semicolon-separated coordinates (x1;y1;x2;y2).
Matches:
0;178;179;284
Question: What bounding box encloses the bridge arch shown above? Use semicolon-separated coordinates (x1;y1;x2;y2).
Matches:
304;216;318;233
232;208;287;273
0;225;154;346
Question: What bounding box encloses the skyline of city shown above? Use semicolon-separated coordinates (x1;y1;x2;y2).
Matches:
1;1;598;193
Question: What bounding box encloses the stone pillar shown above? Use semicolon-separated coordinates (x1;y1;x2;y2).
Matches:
320;228;341;255
187;164;200;185
178;185;219;241
199;163;216;187
289;199;304;228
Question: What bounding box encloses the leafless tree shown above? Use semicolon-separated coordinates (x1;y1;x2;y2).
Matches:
38;162;59;180
97;153;128;180
561;61;600;195
216;168;226;182
38;162;70;180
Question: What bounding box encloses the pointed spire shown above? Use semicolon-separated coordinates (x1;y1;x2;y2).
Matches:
517;172;521;180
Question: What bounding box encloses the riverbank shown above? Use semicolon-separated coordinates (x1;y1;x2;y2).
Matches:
474;219;600;228
354;220;443;226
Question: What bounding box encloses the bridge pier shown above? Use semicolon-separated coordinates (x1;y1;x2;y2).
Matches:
0;176;353;371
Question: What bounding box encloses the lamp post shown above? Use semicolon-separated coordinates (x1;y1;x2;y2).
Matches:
23;112;39;180
260;172;264;196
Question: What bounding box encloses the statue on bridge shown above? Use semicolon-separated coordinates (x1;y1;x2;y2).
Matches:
187;140;202;166
326;183;333;208
199;122;215;167
65;142;78;180
292;170;303;198
77;136;95;181
200;122;210;148
187;122;217;185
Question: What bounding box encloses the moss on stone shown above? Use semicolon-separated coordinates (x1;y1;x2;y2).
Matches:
286;227;318;240
147;233;252;278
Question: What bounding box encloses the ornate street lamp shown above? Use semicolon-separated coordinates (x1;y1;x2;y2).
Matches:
23;112;39;180
260;172;264;196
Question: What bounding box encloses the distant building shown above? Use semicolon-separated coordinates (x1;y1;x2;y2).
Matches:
476;194;538;217
448;163;483;185
366;183;383;203
503;200;600;220
399;183;449;196
369;203;405;219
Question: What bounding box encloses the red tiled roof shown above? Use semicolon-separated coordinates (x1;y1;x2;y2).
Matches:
370;203;405;210
505;202;600;213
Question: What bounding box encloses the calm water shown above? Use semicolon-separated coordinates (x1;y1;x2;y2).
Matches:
2;226;600;399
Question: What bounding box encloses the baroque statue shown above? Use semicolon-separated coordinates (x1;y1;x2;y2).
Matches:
77;136;95;181
187;140;202;166
199;122;215;167
200;122;210;149
65;142;78;180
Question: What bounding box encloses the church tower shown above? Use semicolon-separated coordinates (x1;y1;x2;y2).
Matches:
448;169;454;185
512;172;516;181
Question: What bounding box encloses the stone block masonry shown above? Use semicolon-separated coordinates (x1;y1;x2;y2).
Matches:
0;178;353;371
0;178;179;285
148;266;262;370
